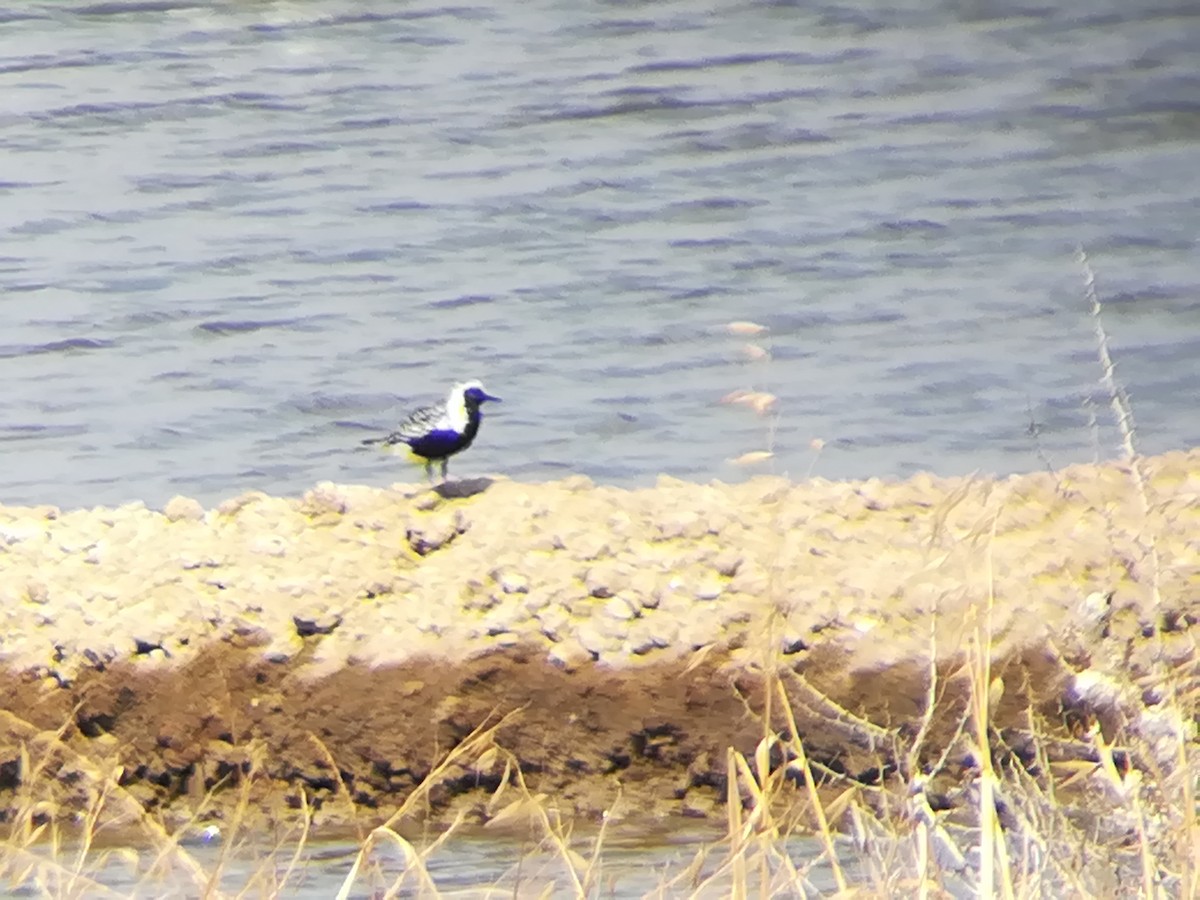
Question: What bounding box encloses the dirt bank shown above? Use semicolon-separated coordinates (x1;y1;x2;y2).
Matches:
0;451;1197;837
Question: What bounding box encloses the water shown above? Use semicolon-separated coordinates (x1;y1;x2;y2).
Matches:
15;831;846;898
1;0;1198;510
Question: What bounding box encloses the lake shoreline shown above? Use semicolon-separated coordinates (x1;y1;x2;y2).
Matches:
1;450;1196;840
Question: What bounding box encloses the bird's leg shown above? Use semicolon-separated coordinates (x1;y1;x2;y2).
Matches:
424;461;434;484
440;459;449;483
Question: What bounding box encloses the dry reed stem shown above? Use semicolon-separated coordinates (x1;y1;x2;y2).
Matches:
1077;245;1163;611
776;681;849;893
334;826;441;900
308;733;366;843
259;789;313;899
378;710;519;833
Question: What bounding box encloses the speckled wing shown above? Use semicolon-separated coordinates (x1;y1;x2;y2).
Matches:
380;403;450;446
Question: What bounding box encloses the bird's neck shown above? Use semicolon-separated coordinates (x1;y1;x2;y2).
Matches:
460;400;483;439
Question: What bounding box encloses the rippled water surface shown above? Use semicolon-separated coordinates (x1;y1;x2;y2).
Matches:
28;831;846;898
1;0;1198;508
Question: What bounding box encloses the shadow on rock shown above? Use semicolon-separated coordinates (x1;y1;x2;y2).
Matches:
435;477;493;500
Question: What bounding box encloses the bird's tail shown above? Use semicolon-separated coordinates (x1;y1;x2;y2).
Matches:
361;436;383;446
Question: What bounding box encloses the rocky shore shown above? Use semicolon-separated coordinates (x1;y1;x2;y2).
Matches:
1;450;1197;836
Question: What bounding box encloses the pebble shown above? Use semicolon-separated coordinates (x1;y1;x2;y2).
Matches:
300;484;349;517
0;523;45;545
406;511;465;555
585;561;631;599
712;549;742;577
627;619;672;656
570;533;612;561
537;607;570;641
249;536;288;558
216;492;268;517
655;512;706;541
520;591;551;614
163;496;206;523
547;636;593;670
576;622;620;658
412;491;441;512
694;576;724;602
603;596;639;621
497;571;529;594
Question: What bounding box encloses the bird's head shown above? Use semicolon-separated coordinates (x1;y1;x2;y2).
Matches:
457;380;501;408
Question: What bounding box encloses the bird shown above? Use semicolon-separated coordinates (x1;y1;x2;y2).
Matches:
362;380;501;483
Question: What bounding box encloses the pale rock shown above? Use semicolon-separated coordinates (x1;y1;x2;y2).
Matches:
0;523;44;546
694;575;724;602
163;496;206;523
747;476;791;505
649;618;681;649
497;571;529;594
729;562;770;595
627;618;673;655
655;475;688;489
584;560;631;599
570;533;612;561
521;591;551;615
305;482;349;513
181;555;222;571
57;535;94;555
606;511;636;539
603;595;639;621
560;475;594;492
656;511;706;541
481;600;525;636
250;535;288;557
412;491;442;512
293;610;344;638
629;569;659;600
677;618;717;652
595;612;633;642
406;511;465;556
703;511;732;535
537;606;570;641
547;636;593;669
216;491;269;517
529;532;565;552
462;581;500;612
576;621;620;657
653;577;690;612
712;549;742;577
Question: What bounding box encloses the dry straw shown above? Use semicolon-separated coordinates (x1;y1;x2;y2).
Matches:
720;320;783;472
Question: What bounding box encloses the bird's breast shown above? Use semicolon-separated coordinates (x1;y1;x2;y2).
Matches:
406;428;471;461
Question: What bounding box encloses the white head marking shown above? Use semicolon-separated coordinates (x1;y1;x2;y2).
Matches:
446;380;486;431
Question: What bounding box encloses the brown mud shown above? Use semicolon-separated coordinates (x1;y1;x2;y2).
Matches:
0;451;1197;836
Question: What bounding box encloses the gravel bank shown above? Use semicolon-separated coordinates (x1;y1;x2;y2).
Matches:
1;450;1196;833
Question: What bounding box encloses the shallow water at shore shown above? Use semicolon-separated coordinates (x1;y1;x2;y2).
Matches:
21;829;845;898
1;0;1198;510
